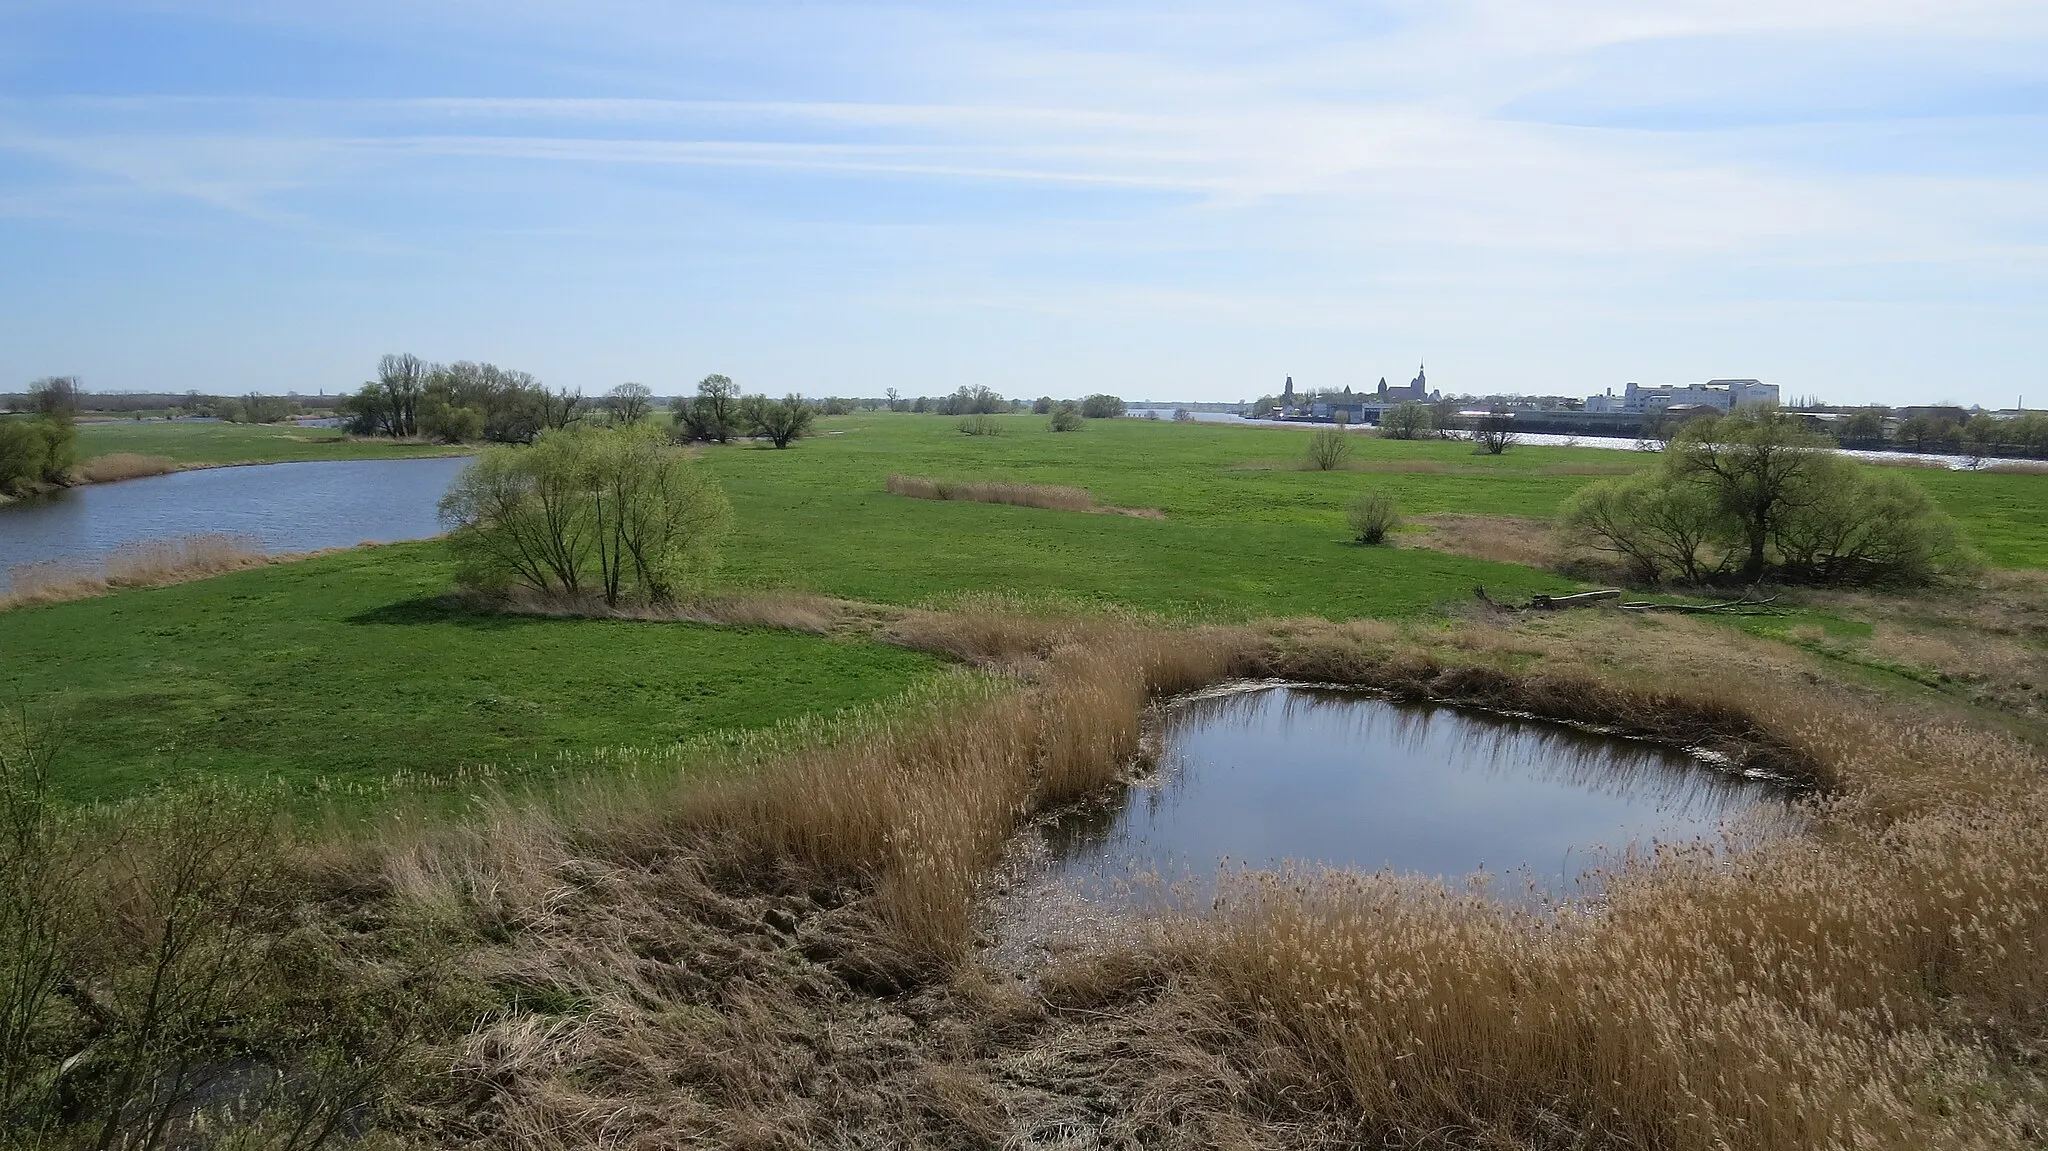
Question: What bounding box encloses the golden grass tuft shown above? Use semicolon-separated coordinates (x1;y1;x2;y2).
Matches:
886;473;1163;518
72;452;179;483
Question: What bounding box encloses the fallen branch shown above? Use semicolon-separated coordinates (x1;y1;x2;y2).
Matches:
1619;593;1782;615
1473;587;1622;612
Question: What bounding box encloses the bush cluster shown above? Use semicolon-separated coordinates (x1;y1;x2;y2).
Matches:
441;424;730;606
1563;408;1973;587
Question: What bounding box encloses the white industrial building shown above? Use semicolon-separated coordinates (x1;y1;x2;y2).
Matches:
1585;379;1781;414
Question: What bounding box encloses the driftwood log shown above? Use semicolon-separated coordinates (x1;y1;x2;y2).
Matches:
1473;586;1782;615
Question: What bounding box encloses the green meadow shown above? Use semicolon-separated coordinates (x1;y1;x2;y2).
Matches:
8;411;2045;803
75;418;468;466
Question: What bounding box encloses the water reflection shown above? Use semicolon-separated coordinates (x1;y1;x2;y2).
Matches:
0;457;469;587
1044;685;1788;902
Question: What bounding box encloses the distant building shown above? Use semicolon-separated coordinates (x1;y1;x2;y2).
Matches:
1375;364;1438;404
1586;379;1780;414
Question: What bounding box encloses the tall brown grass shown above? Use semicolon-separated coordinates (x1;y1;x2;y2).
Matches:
2;533;268;610
72;452;178;483
886;473;1163;517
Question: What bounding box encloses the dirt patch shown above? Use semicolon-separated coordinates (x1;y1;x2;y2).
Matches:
1401;512;1561;569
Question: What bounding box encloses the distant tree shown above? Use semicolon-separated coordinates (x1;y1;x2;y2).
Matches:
606;382;653;426
1031;396;1053;415
1961;413;2006;456
1173;408;1194;422
1381;401;1428;440
746;394;816;448
1428;397;1460;439
27;377;79;418
376;353;425;437
1896;415;1958;453
1306;426;1350;470
420;399;485;443
538;387;584;432
911;396;930;413
1839;408;1887;448
1471;413;1517;456
818;396;855;416
1346;490;1399;545
885;387;903;412
672;375;740;443
2012;412;2048;459
958;414;1002;436
1249;395;1279;419
1079;394;1126;419
1048;402;1084;432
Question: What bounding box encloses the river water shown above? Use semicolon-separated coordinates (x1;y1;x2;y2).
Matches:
0;456;471;589
1044;684;1789;903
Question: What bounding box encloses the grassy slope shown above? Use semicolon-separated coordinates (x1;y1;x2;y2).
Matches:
76;420;469;466
0;543;940;803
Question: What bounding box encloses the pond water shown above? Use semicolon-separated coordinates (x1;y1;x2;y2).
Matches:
1044;684;1789;902
0;456;470;588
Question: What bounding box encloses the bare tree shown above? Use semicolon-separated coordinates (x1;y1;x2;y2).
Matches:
374;354;425;437
606;382;653;425
538;387;584;431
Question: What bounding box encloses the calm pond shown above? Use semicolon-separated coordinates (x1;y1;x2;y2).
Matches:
1045;684;1789;902
0;457;470;588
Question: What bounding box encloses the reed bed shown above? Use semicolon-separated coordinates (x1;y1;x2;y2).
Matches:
885;473;1162;517
71;451;179;483
1;533;268;610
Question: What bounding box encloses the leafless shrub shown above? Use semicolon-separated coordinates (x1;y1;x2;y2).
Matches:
1305;427;1350;470
1345;490;1398;545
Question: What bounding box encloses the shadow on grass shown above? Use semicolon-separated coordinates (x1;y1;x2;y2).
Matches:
344;595;535;629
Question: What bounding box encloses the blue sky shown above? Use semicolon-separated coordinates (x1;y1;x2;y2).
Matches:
2;1;2044;406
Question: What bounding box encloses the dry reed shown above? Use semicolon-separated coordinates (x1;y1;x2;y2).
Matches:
1;533;269;610
72;452;179;483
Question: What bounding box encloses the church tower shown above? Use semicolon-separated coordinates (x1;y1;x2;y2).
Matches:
1282;376;1295;404
1411;363;1426;392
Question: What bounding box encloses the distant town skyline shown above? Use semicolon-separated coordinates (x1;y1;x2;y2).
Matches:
3;2;2044;407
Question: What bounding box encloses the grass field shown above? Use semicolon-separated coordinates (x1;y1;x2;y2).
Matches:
0;542;942;803
11;411;2045;802
74;419;468;466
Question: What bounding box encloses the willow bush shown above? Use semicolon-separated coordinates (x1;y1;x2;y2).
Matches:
1562;407;1973;587
440;424;730;606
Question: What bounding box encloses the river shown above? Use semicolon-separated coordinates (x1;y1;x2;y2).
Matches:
0;456;471;589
